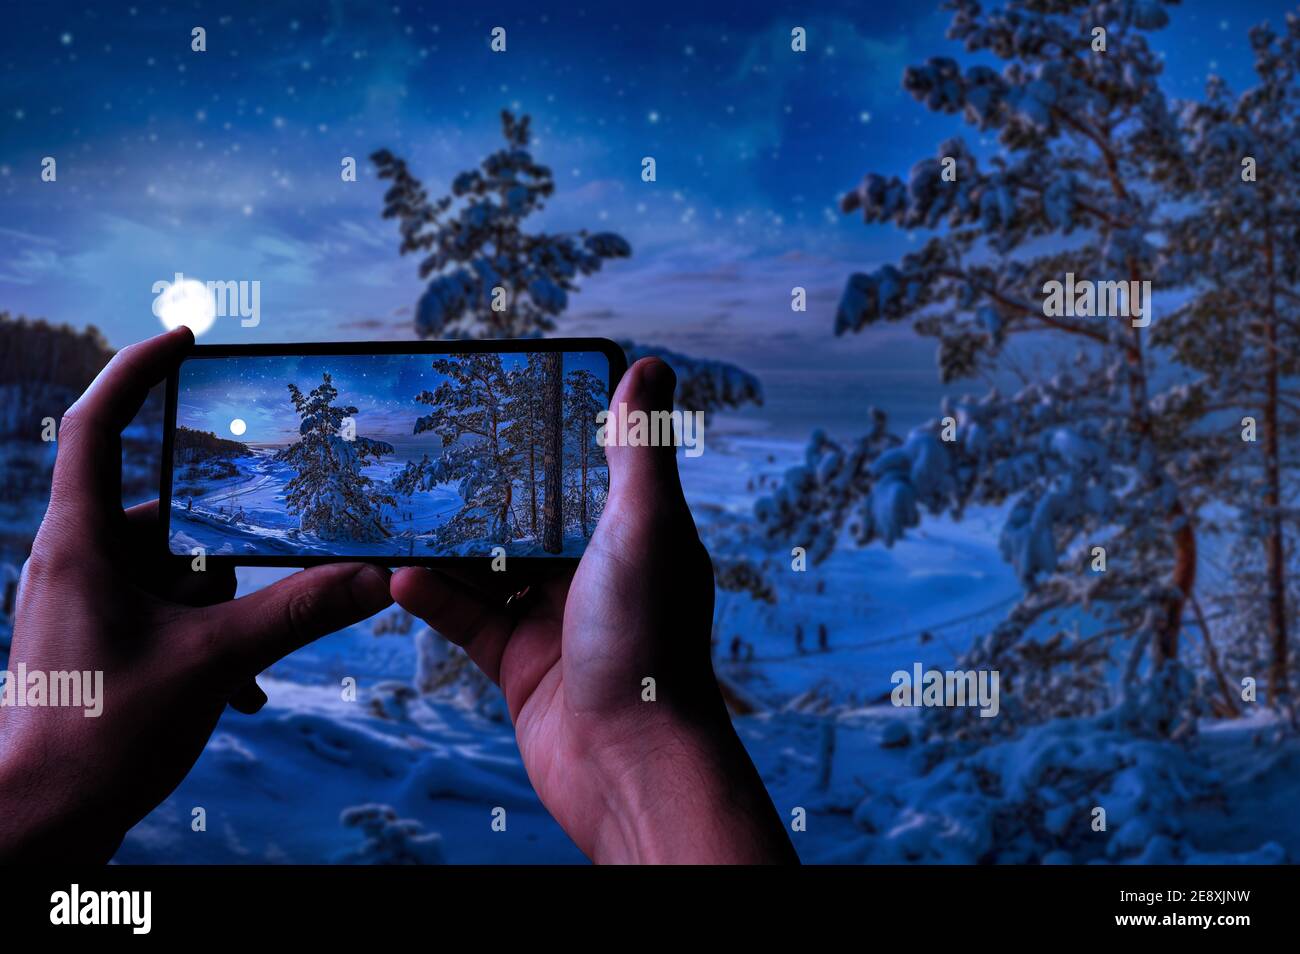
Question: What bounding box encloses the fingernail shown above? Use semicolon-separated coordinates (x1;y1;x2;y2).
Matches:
642;358;676;403
351;564;393;608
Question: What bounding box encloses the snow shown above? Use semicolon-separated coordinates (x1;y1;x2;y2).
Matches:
169;448;467;557
0;419;1294;865
167;445;597;558
112;677;582;864
0;435;1240;863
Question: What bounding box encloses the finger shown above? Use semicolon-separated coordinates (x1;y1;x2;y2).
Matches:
196;562;393;681
390;567;513;683
603;357;692;522
123;498;237;605
228;680;268;715
425;560;567;603
124;498;160;523
51;326;194;526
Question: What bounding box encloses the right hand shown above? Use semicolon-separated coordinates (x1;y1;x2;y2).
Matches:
391;358;796;863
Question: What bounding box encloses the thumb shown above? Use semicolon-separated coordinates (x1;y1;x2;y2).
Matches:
197;563;393;682
604;356;691;516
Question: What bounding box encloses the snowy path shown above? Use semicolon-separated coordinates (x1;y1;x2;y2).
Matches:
169;448;466;557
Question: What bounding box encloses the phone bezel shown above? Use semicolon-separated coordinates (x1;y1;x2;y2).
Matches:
161;337;628;568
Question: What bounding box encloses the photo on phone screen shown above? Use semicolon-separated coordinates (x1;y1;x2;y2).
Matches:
162;341;624;563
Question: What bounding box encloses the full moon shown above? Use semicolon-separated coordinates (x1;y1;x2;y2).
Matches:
230;418;247;436
156;279;217;336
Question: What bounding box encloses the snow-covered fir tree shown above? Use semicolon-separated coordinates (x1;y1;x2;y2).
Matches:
278;373;395;542
539;352;564;553
757;0;1210;733
563;368;607;537
1161;16;1300;705
500;354;544;538
372;111;763;416
393;354;518;549
372;111;630;340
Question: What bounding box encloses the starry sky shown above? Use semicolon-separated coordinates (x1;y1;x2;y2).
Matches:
0;0;1291;438
177;349;608;449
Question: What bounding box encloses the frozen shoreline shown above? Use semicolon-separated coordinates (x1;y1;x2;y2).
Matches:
168;447;599;558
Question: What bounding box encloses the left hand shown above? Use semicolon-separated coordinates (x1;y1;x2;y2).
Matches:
0;327;394;862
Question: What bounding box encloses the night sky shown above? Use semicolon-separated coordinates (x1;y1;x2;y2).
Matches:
177;350;608;448
1;0;1291;437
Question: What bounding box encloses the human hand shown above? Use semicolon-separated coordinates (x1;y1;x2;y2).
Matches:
0;327;393;862
391;357;796;863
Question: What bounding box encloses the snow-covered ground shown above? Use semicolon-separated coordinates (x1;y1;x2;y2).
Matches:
690;434;1021;703
0;427;1290;863
95;433;1296;864
169;447;597;558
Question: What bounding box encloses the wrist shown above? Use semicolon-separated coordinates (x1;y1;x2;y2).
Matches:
0;728;123;863
589;704;797;864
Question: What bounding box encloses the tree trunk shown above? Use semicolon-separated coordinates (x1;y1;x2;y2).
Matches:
579;426;589;536
1263;233;1289;704
501;481;513;541
1154;508;1196;666
527;398;538;535
1122;259;1193;669
1191;593;1240;718
541;353;563;553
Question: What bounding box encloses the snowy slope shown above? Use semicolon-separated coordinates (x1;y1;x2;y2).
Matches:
0;431;1278;865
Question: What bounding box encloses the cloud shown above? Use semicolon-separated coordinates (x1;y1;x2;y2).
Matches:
570;307;620;321
0;245;60;285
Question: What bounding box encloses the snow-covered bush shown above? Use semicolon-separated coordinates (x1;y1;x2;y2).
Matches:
848;694;1282;865
414;628;510;723
338;804;445;865
619;341;763;415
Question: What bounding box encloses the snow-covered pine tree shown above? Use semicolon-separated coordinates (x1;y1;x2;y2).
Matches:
278;373;395;542
393;355;517;549
1161;16;1300;705
564;368;607;537
540;352;564;553
501;354;544;537
757;0;1208;731
372;111;629;340
372;111;763;416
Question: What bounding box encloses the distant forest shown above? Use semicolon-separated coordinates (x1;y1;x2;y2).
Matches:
173;425;250;462
0;312;121;442
0;313;164;538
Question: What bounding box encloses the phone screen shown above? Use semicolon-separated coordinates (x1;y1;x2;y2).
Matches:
162;339;625;565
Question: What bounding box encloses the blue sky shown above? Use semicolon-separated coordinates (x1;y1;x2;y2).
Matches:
177;350;608;447
1;0;1290;437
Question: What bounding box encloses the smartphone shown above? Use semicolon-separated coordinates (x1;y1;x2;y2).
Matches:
161;338;626;567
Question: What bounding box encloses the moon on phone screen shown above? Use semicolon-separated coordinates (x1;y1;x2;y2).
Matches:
155;278;217;336
230;418;247;436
